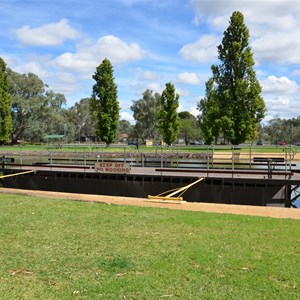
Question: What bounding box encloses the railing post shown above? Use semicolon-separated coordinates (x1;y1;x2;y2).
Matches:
249;144;252;168
176;146;179;168
161;146;163;169
2;154;6;169
50;146;52;170
231;146;234;172
211;145;214;169
20;145;23;169
289;145;292;171
284;146;287;173
141;151;144;168
267;158;272;179
206;146;210;171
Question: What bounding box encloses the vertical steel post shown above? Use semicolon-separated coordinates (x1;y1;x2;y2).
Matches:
267;158;272;179
249;145;252;168
20;145;23;169
285;184;291;207
284;146;287;173
2;155;6;169
231;146;234;175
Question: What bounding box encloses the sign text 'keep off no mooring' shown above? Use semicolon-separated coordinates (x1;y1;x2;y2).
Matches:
95;162;131;174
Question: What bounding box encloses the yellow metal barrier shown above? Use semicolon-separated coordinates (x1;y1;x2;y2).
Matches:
147;177;205;202
0;170;34;179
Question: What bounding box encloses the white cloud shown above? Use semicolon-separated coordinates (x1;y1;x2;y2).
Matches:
141;71;158;81
53;52;95;77
120;111;135;124
261;76;300;120
179;34;219;63
128;81;164;98
176;88;189;97
258;75;300;121
191;1;300;66
189;105;199;118
54;35;145;77
263;96;297;120
146;82;164;94
50;72;81;95
261;76;299;95
16;61;51;78
177;72;201;85
252;33;300;64
5;53;86;96
291;70;300;76
178;103;198;116
265;96;289;108
191;0;300;24
8;54;53;80
92;35;145;63
14;19;80;46
0;55;16;67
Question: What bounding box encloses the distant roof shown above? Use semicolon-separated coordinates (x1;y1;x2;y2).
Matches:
45;134;65;139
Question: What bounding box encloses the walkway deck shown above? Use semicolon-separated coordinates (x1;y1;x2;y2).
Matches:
5;163;300;182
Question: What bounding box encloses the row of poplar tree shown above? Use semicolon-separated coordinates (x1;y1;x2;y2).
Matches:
0;11;268;146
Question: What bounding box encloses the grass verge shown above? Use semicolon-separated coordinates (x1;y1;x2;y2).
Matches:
0;194;299;299
0;143;296;154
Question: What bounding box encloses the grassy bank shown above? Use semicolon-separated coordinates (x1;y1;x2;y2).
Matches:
0;194;299;299
0;143;297;151
0;143;297;156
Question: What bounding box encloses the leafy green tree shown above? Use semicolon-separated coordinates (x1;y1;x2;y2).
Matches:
8;70;67;143
90;58;120;145
178;111;201;145
264;117;293;144
118;119;133;142
198;11;266;145
67;98;96;142
131;89;161;141
8;70;45;142
260;116;300;144
0;58;12;144
118;119;131;135
35;91;66;141
158;82;181;146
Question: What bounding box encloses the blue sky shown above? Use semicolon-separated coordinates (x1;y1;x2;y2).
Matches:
1;0;300;124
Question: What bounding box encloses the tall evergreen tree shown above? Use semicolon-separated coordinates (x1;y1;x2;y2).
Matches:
198;11;266;145
0;58;12;144
90;58;119;145
158;82;180;146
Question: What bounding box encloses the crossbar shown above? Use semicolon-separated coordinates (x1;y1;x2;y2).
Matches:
0;170;34;179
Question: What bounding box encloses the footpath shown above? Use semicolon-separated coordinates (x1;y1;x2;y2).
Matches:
1;188;300;220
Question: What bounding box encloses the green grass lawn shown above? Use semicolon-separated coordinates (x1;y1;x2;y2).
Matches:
0;143;297;152
0;194;299;299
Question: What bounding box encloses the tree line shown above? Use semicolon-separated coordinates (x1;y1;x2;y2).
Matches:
0;57;182;146
0;12;297;146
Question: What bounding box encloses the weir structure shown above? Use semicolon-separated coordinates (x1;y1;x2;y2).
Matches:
0;144;300;207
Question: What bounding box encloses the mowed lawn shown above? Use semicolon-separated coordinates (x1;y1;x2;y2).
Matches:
0;194;299;299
